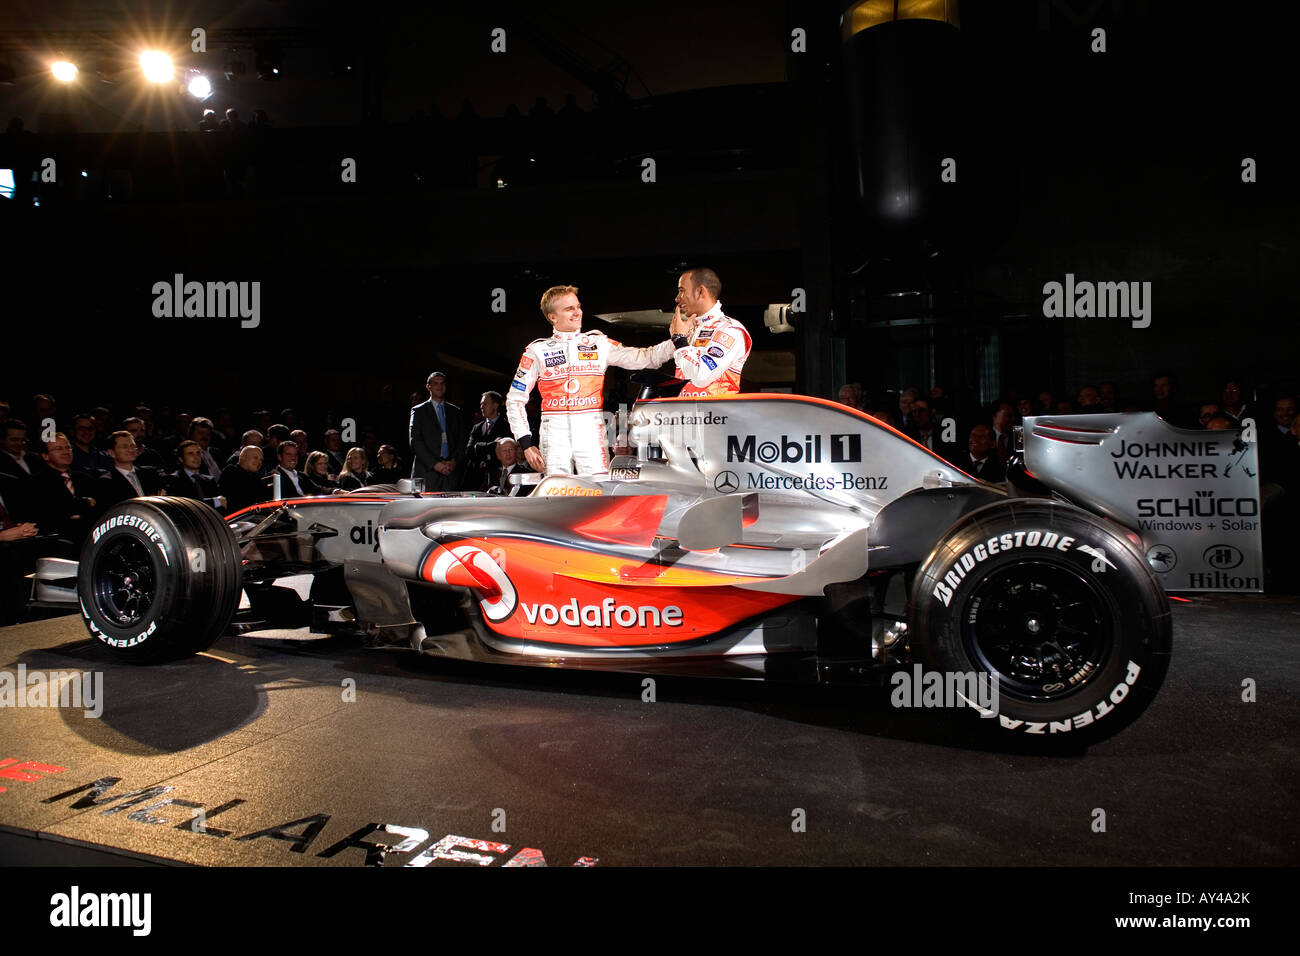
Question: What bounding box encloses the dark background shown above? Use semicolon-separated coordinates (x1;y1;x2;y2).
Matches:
1;0;1295;440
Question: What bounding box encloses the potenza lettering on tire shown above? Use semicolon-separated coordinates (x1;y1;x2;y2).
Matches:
77;498;242;663
910;500;1171;746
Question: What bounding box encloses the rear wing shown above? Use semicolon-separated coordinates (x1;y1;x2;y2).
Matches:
1020;413;1261;593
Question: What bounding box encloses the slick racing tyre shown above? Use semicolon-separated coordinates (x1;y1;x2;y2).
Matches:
909;500;1171;746
78;497;243;663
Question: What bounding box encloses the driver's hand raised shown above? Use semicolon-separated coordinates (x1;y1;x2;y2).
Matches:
670;306;695;338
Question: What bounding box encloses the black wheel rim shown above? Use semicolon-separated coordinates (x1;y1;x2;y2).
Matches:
92;537;157;627
961;559;1113;701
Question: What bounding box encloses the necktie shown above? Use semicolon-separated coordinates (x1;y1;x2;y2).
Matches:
436;404;449;458
192;472;203;495
126;471;143;496
64;473;75;496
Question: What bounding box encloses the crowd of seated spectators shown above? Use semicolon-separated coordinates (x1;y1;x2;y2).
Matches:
0;384;546;620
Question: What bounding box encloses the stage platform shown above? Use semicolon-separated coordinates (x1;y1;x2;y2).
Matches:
0;596;1295;866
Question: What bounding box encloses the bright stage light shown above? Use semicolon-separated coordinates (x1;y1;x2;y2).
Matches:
51;60;78;82
139;50;173;83
187;73;212;99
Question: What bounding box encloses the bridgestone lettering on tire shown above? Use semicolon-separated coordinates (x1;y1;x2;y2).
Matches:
78;497;243;663
909;500;1171;746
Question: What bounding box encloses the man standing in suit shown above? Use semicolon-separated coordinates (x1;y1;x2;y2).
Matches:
166;440;228;511
33;432;98;552
963;425;1006;483
97;430;166;509
991;403;1015;464
462;391;512;492
410;371;464;491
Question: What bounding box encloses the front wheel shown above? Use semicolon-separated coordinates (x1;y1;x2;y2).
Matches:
78;497;243;663
909;500;1171;746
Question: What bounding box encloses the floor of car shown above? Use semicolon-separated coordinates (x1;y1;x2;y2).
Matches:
0;597;1294;866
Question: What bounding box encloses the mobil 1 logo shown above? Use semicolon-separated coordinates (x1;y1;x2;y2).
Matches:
727;433;861;464
725;432;888;492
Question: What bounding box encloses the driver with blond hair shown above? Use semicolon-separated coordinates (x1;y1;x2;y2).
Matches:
507;285;675;476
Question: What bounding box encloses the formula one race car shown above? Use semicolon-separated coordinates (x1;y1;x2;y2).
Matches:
69;389;1178;746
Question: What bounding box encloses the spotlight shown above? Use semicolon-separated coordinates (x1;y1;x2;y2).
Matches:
255;45;283;80
51;60;78;82
186;72;212;99
139;50;173;83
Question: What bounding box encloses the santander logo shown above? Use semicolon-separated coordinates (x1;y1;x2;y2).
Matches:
520;598;683;628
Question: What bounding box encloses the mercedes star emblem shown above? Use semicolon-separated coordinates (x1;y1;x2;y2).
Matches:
714;470;739;493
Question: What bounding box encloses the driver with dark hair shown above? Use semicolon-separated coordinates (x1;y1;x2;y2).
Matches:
669;267;751;397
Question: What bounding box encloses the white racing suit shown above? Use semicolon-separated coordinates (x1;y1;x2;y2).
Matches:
507;329;675;476
672;301;752;396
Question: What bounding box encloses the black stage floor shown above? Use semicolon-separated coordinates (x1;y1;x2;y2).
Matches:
0;596;1295;867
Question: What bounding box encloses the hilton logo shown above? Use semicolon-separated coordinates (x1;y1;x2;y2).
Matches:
1203;544;1243;570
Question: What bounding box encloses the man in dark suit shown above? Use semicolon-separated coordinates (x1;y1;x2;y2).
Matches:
0;419;46;483
122;417;167;470
487;438;537;496
32;433;99;553
97;430;166;509
462;391;512;492
69;414;114;475
186;417;226;480
963;425;1007;483
410;371;465;491
166;440;228;511
906;400;959;463
221;445;269;514
323;428;347;475
264;441;327;498
991;403;1016;464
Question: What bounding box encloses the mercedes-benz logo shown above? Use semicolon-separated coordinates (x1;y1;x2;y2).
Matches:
714;470;739;493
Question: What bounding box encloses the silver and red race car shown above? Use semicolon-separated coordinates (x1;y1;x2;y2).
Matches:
57;388;1256;747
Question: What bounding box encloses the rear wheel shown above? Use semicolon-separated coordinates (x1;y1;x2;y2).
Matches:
78;497;243;662
909;500;1171;746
